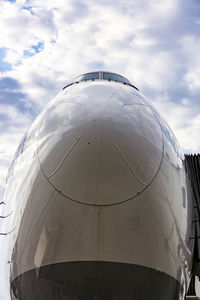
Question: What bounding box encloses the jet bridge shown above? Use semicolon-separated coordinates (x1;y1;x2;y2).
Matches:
185;154;200;278
185;154;200;298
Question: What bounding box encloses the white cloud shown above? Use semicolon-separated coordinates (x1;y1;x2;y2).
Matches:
184;67;200;92
152;95;200;153
0;1;56;64
179;35;200;93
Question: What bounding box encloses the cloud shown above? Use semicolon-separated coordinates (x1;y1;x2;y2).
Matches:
0;76;37;115
152;94;200;153
0;0;56;64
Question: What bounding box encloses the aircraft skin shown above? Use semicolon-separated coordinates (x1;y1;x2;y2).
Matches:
0;72;195;299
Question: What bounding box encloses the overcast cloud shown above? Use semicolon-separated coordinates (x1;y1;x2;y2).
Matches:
0;0;200;297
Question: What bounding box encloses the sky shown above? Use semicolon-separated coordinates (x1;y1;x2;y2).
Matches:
0;0;200;298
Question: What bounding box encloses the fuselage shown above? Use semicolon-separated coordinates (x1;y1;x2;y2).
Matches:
0;72;195;299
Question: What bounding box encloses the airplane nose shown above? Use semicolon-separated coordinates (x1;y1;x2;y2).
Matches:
37;90;163;206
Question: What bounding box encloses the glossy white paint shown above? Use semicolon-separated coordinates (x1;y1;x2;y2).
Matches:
0;79;195;299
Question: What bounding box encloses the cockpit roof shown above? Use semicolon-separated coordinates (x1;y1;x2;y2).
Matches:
63;71;138;91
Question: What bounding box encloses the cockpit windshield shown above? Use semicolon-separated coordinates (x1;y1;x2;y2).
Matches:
103;72;130;84
73;72;99;82
64;71;138;90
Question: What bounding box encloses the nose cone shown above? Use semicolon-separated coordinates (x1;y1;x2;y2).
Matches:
37;84;163;206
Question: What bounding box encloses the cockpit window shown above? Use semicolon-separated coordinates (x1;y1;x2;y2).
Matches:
63;71;138;91
72;72;99;83
103;72;130;84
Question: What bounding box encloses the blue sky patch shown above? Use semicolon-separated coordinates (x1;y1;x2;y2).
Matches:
24;49;34;57
22;6;34;15
32;42;44;53
0;48;12;72
24;42;44;57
